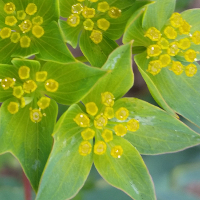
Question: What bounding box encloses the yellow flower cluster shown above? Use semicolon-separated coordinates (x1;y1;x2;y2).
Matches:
0;2;45;48
144;12;199;77
67;0;121;44
0;66;59;123
74;92;140;158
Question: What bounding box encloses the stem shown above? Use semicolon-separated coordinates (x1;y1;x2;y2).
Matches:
23;172;32;200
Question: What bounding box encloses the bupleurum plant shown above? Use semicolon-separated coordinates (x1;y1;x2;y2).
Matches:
0;0;200;200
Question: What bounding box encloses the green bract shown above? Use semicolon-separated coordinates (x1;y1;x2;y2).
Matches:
0;0;74;63
0;58;107;190
59;0;151;67
123;0;200;127
35;44;200;200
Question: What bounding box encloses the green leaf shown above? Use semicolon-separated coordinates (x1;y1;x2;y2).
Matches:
142;0;176;30
112;98;200;155
105;0;152;41
59;0;74;18
36;104;93;200
40;60;107;105
123;9;150;47
0;98;58;191
94;136;156;200
34;22;75;63
79;30;118;68
135;52;200;127
0;64;18;102
83;43;133;106
59;19;82;48
0;0;6;29
0;39;18;64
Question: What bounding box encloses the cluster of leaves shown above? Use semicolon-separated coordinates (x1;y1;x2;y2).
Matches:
0;0;200;200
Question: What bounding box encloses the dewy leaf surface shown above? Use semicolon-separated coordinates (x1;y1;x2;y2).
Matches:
36;104;93;200
112;98;200;155
83;42;133;106
135;52;200;127
0;98;58;191
94;136;156;200
40;61;107;105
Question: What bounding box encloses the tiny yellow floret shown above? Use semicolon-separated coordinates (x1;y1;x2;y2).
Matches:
170;12;183;28
90;30;103;44
94;141;107;155
32;25;44;38
83;19;94;31
32;16;43;25
159;54;171;67
101;92;114;107
111;145;123;158
115;107;129;121
145;27;162;41
179;38;191;50
89;0;98;2
170;61;184;75
19;20;32;33
0;27;11;39
5;16;17;26
97;1;110;12
10;32;20;43
127;119;139;132
97;18;110;31
23;80;37;93
86;102;98;116
192;31;200;45
45;79;59;92
157;37;169;49
1;77;15;90
185;64;197;77
94;114;107;129
79;141;92;156
104;107;114;119
147;45;162;58
167;42;179;56
114;124;127;137
108;7;121;19
20;97;26;108
7;102;19;114
20;36;31;48
72;3;83;14
101;129;113;142
82;7;96;19
179;20;191;35
17;10;26;20
81;128;95;140
26;3;37;15
36;71;47;82
67;14;80;27
18;66;30;79
74;113;90;127
184;49;197;62
13;86;24;98
4;2;15;14
37;97;51;109
147;60;162;76
30;109;43;123
164;26;177;39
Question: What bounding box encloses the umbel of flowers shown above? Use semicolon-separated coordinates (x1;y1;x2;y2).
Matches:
1;2;44;48
145;12;200;77
66;0;121;44
0;64;58;123
74;91;139;158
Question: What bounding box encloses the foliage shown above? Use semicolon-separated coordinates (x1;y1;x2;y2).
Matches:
0;0;200;199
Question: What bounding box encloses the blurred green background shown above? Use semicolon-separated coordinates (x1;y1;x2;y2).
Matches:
0;0;200;199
